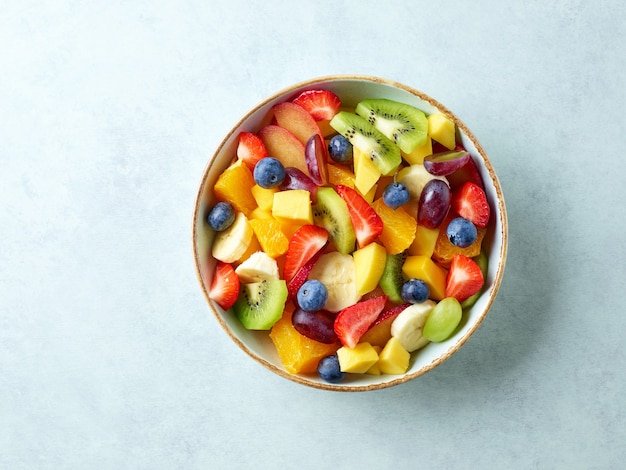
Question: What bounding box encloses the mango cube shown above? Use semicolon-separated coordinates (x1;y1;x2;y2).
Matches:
354;148;382;196
353;242;387;295
272;189;313;225
251;184;278;211
408;224;440;257
366;346;383;375
402;136;433;165
428;113;456;150
337;342;379;374
377;337;410;375
402;255;448;300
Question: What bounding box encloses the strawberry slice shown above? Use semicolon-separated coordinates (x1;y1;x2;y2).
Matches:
209;261;240;310
287;249;324;300
292;89;342;121
236;131;268;170
334;295;387;348
335;185;383;248
283;225;329;283
451;181;491;228
445;254;484;302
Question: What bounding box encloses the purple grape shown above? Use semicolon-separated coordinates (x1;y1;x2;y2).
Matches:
292;308;337;344
305;134;328;185
423;150;470;176
417;179;451;228
279;167;319;202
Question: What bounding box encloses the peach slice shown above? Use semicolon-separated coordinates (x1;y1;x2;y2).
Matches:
258;125;309;175
272;102;323;146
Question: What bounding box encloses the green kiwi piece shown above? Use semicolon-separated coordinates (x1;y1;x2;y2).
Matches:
379;251;408;303
355;98;428;154
234;279;288;330
329;111;401;176
312;187;356;254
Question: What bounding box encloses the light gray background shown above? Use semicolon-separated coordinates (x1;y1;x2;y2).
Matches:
1;1;625;469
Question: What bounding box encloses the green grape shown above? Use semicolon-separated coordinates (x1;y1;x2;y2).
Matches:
423;297;462;342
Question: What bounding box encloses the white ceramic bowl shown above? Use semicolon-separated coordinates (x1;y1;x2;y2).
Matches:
192;75;508;391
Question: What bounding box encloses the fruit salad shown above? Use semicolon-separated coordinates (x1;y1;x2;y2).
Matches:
205;88;492;383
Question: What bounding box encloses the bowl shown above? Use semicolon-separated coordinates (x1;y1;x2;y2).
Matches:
192;75;507;391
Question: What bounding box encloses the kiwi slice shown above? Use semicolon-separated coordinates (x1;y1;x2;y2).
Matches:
329;111;401;176
355;98;428;154
379;251;408;304
312;187;356;254
234;280;288;330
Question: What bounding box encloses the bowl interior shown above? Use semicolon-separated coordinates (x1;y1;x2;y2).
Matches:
193;75;507;391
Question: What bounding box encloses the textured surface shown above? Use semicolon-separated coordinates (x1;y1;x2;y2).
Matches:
1;1;625;468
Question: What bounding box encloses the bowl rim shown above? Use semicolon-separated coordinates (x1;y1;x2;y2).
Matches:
192;74;508;391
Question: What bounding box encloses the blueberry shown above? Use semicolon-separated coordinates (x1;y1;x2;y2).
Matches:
446;217;477;248
207;201;235;231
253;157;285;188
401;278;430;304
383;182;410;209
296;280;328;312
318;354;345;383
327;135;353;163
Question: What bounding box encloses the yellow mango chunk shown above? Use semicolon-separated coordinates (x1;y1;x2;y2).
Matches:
402;136;433;165
428;113;456;150
402;255;448;300
337;342;379;374
366;346;383;375
272;189;313;225
408;224;440;257
377;337;410;375
354;147;382;196
353;242;387;295
213;159;257;217
251;184;278;211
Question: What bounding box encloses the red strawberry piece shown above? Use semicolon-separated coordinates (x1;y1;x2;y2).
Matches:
236;131;268;170
209;261;240;310
335;184;384;248
447;154;485;191
451;181;491;228
292;89;342;121
445;254;484;302
287;249;324;300
334;295;387;348
283;225;329;282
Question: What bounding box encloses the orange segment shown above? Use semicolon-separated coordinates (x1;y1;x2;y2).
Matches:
371;198;417;254
327;163;355;188
269;304;339;374
213;160;257;216
249;218;289;259
432;213;487;267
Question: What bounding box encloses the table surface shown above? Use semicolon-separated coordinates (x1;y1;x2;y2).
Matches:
2;1;625;468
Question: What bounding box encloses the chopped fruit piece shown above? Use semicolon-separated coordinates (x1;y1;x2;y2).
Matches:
334;295;387;348
213;160;257;217
353;147;382;196
378;252;407;304
304;134;329;185
234;232;262;265
432;215;488;266
335;185;383;249
236;131;268;170
249;218;289;259
353;242;387;295
272;189;313;225
292;89;342;121
249;207;273;220
451;181;491;228
417;179;451;229
258;125;308;175
286;249;324;300
408;224;440;257
327;163;356;188
209;261;240;310
372;198;417;254
447;153;485;191
250;184;278;212
337;342;380;373
377;337;410;374
360;303;409;348
423;150;470;176
402;136;432;165
270;305;339;374
283;224;329;282
402;255;448;301
279;167;319;202
233;279;288;330
235;251;280;283
212;212;254;264
428;113;456;150
272;101;323;146
445;254;484;302
365;346;383;375
423;297;462;342
308;252;360;312
292;306;336;343
312;187;356;255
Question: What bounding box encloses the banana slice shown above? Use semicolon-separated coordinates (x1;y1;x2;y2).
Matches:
211;212;253;263
235;251;279;283
308;251;361;312
397;165;447;201
390;300;436;352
